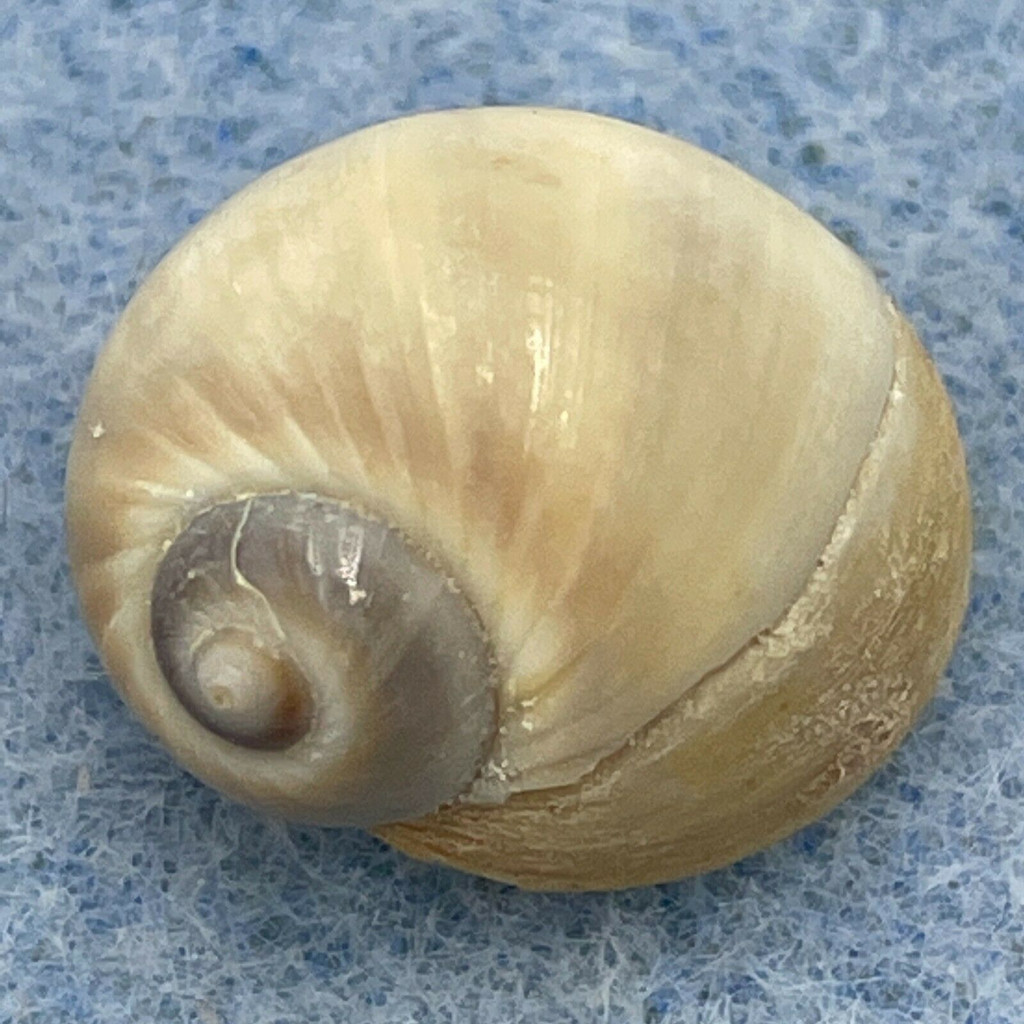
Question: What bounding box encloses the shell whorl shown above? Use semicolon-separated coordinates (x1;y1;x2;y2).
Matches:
149;491;497;826
65;107;971;888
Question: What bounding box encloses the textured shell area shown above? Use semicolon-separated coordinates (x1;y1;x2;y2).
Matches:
65;108;901;822
380;314;971;889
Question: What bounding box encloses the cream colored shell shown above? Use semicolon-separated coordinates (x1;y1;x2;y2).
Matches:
66;108;970;889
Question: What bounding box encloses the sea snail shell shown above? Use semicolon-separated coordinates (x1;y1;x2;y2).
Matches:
66;108;971;890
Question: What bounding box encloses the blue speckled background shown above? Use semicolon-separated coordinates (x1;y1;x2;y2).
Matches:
2;1;1022;1021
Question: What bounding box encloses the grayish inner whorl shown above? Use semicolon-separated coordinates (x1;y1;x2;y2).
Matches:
150;492;498;825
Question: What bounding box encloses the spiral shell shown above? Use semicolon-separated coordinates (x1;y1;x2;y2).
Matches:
66;108;970;889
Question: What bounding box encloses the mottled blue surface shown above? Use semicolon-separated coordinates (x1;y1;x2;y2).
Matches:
2;1;1023;1021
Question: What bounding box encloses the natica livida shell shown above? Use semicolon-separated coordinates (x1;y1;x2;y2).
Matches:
66;107;971;890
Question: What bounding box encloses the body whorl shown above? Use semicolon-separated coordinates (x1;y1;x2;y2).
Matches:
67;108;970;889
